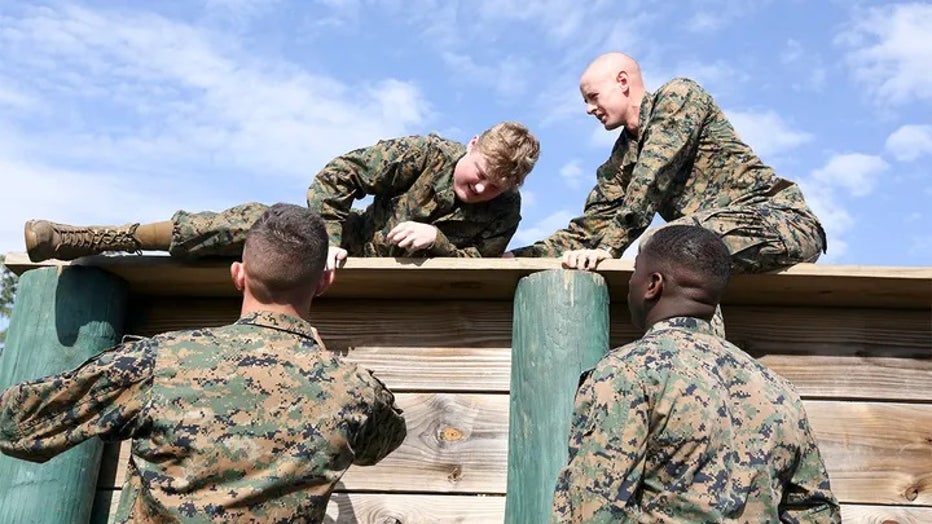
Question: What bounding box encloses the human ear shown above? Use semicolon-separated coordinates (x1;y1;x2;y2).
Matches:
315;268;336;297
230;261;246;292
644;272;663;300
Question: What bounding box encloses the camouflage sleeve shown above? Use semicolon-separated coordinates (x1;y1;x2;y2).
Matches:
306;136;430;246
552;360;649;521
351;370;406;466
779;415;842;523
0;341;154;463
430;192;522;257
596;79;710;255
510;137;627;257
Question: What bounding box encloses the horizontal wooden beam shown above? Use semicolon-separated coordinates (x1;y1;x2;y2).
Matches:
126;298;931;359
92;491;932;524
5;253;930;308
342;346;932;402
98;396;932;506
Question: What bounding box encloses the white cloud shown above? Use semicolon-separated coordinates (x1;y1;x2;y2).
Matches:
810;153;889;197
885;124;932;162
559;160;585;189
837;2;932;103
441;52;530;97
510;209;576;247
0;5;431;181
0;4;434;255
779;39;827;92
726;109;813;159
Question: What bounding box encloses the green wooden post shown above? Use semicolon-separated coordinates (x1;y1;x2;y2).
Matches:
505;269;610;523
0;266;128;524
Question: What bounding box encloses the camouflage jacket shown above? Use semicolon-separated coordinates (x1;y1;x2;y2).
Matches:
552;317;840;524
0;311;406;523
306;134;521;257
513;78;819;257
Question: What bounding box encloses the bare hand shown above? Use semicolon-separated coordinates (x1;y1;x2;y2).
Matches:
387;221;438;251
326;246;348;271
562;249;611;271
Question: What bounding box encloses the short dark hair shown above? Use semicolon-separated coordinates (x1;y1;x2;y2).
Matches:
641;225;731;298
243;203;328;301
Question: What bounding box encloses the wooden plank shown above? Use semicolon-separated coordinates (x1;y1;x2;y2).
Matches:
608;305;931;359
326;493;505;523
92;491;931;524
6;253;931;308
343;346;511;392
125;298;515;348
757;355;932;401
98;397;932;506
807;402;932;506
126;298;930;358
344;347;932;402
840;504;932;524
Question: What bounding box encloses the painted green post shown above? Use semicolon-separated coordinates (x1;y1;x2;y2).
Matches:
505;269;611;523
0;266;128;524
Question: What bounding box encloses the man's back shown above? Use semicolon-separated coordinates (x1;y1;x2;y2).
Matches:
553;316;838;523
0;310;406;523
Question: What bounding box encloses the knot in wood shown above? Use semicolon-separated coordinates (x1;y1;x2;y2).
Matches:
377;518;402;524
448;464;463;482
438;426;464;441
904;484;919;501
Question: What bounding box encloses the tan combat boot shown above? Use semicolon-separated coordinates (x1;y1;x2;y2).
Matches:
24;220;142;262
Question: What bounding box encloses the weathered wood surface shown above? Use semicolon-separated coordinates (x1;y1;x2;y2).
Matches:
6;254;931;307
342;347;932;401
98;396;932;506
344;346;511;392
92;490;931;524
126;298;930;358
507;270;610;524
807;401;932;506
840;504;932;524
0;267;128;524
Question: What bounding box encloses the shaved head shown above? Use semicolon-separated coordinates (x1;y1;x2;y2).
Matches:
583;52;642;81
579;52;647;134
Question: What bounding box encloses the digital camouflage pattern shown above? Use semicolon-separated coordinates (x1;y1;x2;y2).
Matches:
167;135;521;259
0;311;406;523
552;317;840;524
512;78;827;274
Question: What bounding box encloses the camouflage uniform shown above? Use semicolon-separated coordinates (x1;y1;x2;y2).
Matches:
551;317;840;523
168;135;521;259
512;78;826;274
0;311;406;523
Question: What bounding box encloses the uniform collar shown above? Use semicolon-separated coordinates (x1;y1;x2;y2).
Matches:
436;139;467;208
236;311;321;344
645;316;715;337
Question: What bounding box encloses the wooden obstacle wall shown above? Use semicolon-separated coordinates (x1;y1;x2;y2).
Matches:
4;255;931;523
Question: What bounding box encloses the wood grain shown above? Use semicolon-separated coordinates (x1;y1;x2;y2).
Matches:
342;347;932;402
125;298;931;360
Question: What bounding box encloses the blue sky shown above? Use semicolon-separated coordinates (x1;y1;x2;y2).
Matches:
0;0;929;266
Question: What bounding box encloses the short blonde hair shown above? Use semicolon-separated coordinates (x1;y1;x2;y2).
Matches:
474;121;540;188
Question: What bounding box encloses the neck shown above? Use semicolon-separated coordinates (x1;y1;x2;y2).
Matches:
625;88;646;137
239;294;310;321
644;300;716;329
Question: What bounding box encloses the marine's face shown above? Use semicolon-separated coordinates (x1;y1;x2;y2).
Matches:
453;138;507;204
579;69;628;131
